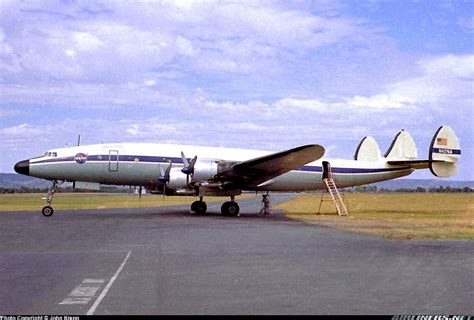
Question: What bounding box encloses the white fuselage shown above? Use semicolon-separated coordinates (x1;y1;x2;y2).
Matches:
27;143;414;192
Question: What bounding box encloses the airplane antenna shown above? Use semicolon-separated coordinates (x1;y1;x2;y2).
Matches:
77;134;81;146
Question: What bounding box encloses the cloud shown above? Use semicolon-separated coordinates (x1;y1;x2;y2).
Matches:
0;109;30;117
342;94;416;110
0;1;369;85
175;35;198;56
389;54;474;106
203;95;417;114
73;32;104;52
274;98;329;111
0;122;63;151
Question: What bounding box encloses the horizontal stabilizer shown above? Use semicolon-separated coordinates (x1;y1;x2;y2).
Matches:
386;159;443;170
354;136;381;161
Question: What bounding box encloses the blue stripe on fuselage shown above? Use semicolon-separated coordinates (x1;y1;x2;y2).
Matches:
31;154;408;174
32;155;185;164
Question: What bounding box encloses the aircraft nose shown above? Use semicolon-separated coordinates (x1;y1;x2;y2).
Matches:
14;160;30;176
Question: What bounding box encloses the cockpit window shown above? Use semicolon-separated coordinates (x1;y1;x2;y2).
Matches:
44;152;58;157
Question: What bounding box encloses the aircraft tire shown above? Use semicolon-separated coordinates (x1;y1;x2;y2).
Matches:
192;201;207;215
42;206;54;217
227;202;239;216
221;202;230;215
221;201;239;217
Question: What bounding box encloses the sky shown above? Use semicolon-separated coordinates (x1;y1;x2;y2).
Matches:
0;0;473;180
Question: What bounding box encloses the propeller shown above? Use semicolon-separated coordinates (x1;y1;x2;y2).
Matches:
181;151;197;186
138;185;142;201
181;152;197;198
159;160;172;199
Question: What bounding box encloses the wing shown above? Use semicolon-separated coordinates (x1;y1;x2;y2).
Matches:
229;144;325;188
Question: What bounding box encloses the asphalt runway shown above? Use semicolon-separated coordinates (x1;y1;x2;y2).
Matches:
0;194;473;315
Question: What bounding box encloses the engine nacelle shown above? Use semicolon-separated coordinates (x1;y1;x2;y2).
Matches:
168;167;189;189
192;158;219;182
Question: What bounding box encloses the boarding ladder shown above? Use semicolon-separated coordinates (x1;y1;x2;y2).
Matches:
318;178;348;216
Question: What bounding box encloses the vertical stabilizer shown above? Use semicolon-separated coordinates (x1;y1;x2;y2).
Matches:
354;136;382;161
429;125;461;177
384;129;418;160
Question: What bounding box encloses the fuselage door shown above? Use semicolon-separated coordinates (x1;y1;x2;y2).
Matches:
322;161;331;180
109;150;119;172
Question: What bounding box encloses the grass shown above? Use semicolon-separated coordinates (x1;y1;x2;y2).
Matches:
0;193;253;211
274;193;474;240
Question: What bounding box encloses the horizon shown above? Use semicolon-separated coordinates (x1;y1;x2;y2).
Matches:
1;1;472;181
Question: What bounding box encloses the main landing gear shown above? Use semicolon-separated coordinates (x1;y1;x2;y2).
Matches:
41;180;60;217
190;196;240;217
191;197;207;215
221;195;239;217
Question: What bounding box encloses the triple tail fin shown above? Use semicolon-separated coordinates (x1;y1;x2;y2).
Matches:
429;125;461;177
354;136;382;161
384;129;418;161
385;125;461;178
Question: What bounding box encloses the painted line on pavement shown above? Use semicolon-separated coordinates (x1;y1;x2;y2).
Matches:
59;279;105;305
86;250;132;315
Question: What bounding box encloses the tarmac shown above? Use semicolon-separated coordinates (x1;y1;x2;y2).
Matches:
0;193;472;315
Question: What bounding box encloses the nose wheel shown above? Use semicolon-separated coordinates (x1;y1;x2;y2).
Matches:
42;205;54;217
41;180;60;217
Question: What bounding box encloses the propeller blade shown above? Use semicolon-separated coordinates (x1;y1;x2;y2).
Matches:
181;151;189;167
139;186;142;200
159;160;172;184
164;160;172;177
189;155;197;171
162;160;172;200
181;152;197;176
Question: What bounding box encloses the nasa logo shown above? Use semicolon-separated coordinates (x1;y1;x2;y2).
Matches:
74;153;88;164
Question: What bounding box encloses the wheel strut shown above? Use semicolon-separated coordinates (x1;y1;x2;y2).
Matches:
41;180;59;217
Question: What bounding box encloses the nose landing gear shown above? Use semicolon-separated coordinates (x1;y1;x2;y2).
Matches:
41;180;60;217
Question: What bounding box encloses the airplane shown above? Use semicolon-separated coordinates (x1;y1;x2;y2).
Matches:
14;125;461;217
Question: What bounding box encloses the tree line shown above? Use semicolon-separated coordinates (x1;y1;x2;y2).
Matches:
350;185;473;193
